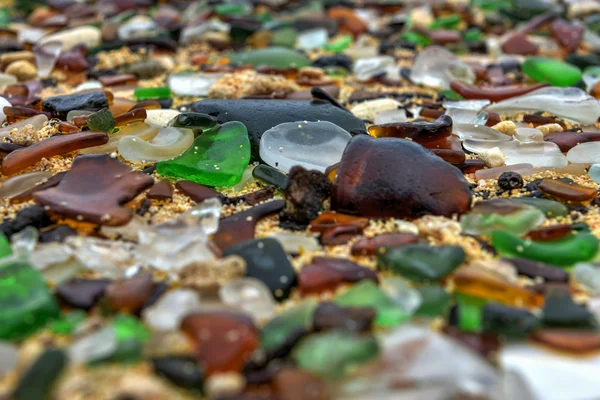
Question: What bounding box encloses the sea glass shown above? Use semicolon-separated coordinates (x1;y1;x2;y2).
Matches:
118;127;194;163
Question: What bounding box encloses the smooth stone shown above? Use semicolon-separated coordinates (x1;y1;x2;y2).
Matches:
252;164;289;189
168;73;223;97
145;109;181;127
482;303;539;339
223;238;296;301
37;26;101;51
227;47;311;69
191;99;365;161
43;91;109;118
485;87;600;126
460;199;545;236
335;280;408;328
292;331;379;379
350;98;402;122
0;96;11;124
118;127;194;163
378;244;465;282
509;197;569;218
353;56;394;81
410;46;475;89
259;120;351;173
492;230;599;267
12;348;67;400
538;179;597;201
522;57;582;87
0;171;52;200
532;329;600;353
152;356;204;391
331;135;472;219
142;289;202;331
157;122;250;187
475;163;534;180
219;277;276;322
543;289;595;327
567;142;600;164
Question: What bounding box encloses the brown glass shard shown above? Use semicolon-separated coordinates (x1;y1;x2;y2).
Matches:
175;180;223;203
320;224;363;246
56;121;80;134
538;179;597;202
105;272;154;313
351;233;419;256
146;179;173;201
298;256;378;295
114;108;147;127
526;224;572;242
368;114;452;144
99;74;137;87
501;33;539;55
550;19;584;53
442;326;500;357
450;81;549;102
128;100;162;111
10;171;66;204
544;132;600;152
1;131;109;175
309;211;369;233
531;329;600;353
34;154;154;226
236;186;275;206
213;200;285;250
459;159;486;174
423;134;466;165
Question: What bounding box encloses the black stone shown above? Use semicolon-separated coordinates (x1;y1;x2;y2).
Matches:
313;302;375;333
280;166;332;229
169;112;218;130
152;356;204;391
141;282;169;310
223;238;296;301
191;99;365;161
0;205;52;239
503;257;569;283
542;289;596;327
158;98;173;109
252;164;288;190
12;348;67;400
39;225;77;243
42;91;109;118
482;302;539;339
312;54;353;71
565;53;600;70
56;278;112;310
498;172;524;191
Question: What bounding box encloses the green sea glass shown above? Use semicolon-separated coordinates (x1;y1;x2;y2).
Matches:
50;311;86;336
0;233;12;259
0;258;60;341
292;331;379;379
87;108;115;133
456;293;485;332
323;35;352;52
134;87;171;101
509;197;568;218
429;14;461;30
157;121;251;187
415;285;451;317
522;57;582;87
491;230;599;267
378;244;465;282
460;204;544;235
260;300;317;352
335;280;408;328
227;47;311;68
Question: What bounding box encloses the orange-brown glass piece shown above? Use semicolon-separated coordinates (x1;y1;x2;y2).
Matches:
114;108;147;127
531;329;600;353
128;100;162;111
527;224;573;242
99;74;137;87
298;256;378;295
422;134;466;165
309;211;369;234
105;273;154;313
450;81;550;102
368;114;452;144
351;233;419;256
538;179;597;202
1;131;109;175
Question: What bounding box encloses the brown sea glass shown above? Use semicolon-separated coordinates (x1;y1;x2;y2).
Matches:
460;159;486;174
56;121;80;134
309;211;369;233
34;154;154;226
128;100;162;111
368;115;452;144
175;180;222;203
501;33;539;55
114;108;147;127
105;273;154;313
544;132;600;152
99;74;137;87
327;8;368;37
146;179;173;201
213;200;285;250
450;81;549;102
4;106;49;123
442;326;501;357
274;367;330;400
331;136;472;219
351;233;419;256
527;224;572;242
428;30;461;45
298;256;378;295
55;45;88;73
538;179;597;202
1;131;109;175
320;224;363;246
422;134;466;165
181;312;258;375
452;266;544;308
109;97;136;116
550;19;584;53
531;329;600;353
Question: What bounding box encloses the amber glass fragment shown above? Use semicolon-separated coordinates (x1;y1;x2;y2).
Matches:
531;329;600;353
368;115;452;144
538;179;597;202
105;273;154;313
175;180;221;203
56;121;80;134
450;81;550;102
423;135;466;165
109;97;136;116
527;224;572;242
544;132;600;152
34;154;154;226
327;8;367;37
114;108;147;127
1;131;109;175
460;159;486;174
146;180;173;201
99;74;137;87
181;312;258;375
452;266;544;308
321;224;363;246
309;211;369;234
128;100;161;111
4;106;48;123
351;233;419;256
